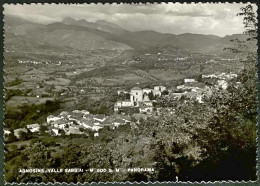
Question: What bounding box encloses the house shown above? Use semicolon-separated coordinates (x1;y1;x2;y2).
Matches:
130;87;143;103
139;106;153;114
26;124;40;133
117;90;129;95
143;88;153;95
77;116;106;132
113;119;126;127
196;94;204;103
14;128;28;139
102;117;117;129
65;125;84;135
184;91;206;103
93;114;106;123
4;128;11;136
60;111;69;117
176;85;185;90
113;114;131;124
51;128;61;136
94;132;99;137
177;82;205;92
72;110;90;115
143;101;153;107
83;114;94;120
115;101;134;108
154;86;166;92
216;80;228;90
47;115;63;124
152;90;161;97
184;79;196;83
71;112;85;118
68;115;83;122
52;119;71;129
171;92;187;100
92;123;103;131
202;72;237;80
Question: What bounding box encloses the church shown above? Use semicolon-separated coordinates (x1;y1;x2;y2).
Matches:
114;86;166;112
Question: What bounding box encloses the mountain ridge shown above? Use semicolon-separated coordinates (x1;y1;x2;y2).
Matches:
4;15;247;53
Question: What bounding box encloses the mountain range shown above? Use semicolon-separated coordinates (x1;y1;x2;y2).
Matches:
4;15;249;53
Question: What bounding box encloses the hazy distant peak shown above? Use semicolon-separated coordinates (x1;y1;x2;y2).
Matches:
62;17;77;24
95;20;122;29
78;19;89;23
95;20;110;24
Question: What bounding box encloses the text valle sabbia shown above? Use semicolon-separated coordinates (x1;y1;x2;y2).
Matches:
19;168;155;173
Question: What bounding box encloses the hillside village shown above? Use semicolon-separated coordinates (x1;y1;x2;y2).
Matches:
4;71;239;140
3;3;257;183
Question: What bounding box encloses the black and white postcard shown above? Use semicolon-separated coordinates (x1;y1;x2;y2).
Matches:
1;2;258;184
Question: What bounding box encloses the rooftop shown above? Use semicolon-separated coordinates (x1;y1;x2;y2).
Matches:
131;87;142;91
94;114;106;120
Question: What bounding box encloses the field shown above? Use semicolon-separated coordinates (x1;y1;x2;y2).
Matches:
3;44;244;111
5;96;54;107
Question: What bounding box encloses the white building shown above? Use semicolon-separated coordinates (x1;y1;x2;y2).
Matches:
171;92;184;100
72;110;90;115
115;101;134;108
4;129;11;136
92;124;103;131
196;95;204;103
216;80;228;90
51;128;60;136
184;79;196;83
154;86;166;92
47;115;63;124
60;111;69;116
139;106;153;114
117;90;129;95
130;87;143;102
14;128;28;139
143;101;153;107
153;90;161;97
93;115;106;123
27;124;40;133
143;88;153;95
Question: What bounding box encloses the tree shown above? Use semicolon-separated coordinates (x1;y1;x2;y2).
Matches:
18;130;28;141
39;125;48;135
161;90;169;96
197;74;203;82
194;4;257;181
148;92;155;100
6;131;17;143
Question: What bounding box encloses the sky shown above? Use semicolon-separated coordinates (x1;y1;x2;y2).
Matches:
4;3;257;37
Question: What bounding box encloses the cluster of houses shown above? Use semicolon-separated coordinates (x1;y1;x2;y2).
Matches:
115;86;167;114
4;72;239;141
171;80;212;103
18;60;43;65
4;110;132;139
47;110;131;137
202;72;238;90
4;123;41;139
18;59;62;65
114;72;236;113
202;72;237;80
170;72;238;103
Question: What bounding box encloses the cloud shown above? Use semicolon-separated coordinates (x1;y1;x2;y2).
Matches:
3;3;258;36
